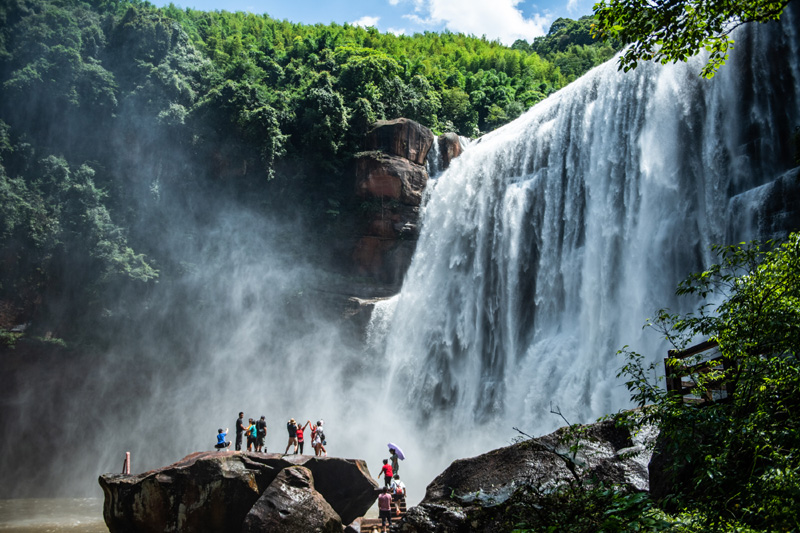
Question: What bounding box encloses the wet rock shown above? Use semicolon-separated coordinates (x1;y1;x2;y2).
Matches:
437;132;464;171
241;466;341;533
400;420;655;532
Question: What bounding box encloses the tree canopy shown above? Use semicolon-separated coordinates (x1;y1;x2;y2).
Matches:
0;0;619;344
593;0;794;77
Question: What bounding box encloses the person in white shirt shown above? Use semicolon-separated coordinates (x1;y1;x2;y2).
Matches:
390;474;406;515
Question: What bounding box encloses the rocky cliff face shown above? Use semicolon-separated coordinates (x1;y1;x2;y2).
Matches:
99;451;378;533
352;119;435;288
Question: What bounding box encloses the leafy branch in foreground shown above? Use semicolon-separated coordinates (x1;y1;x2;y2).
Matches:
592;0;794;78
616;232;800;531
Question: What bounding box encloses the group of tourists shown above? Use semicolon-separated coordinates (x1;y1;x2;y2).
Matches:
284;418;327;456
376;446;406;532
216;416;408;532
214;412;327;457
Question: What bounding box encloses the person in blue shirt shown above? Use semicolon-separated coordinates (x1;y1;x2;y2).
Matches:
215;428;231;451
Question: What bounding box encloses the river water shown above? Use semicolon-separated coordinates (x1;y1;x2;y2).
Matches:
0;499;106;532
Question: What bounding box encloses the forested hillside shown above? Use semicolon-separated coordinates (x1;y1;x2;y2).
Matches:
0;0;616;347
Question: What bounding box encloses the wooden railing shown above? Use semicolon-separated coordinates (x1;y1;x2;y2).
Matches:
665;340;735;404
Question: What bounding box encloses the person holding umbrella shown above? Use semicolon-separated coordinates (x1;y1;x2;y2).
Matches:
387;443;405;474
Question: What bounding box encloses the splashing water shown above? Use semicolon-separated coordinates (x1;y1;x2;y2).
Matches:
375;9;800;467
0;10;798;516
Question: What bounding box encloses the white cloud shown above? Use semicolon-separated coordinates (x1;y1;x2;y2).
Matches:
352;15;381;28
414;0;550;44
567;0;579;14
402;12;436;26
387;27;408;35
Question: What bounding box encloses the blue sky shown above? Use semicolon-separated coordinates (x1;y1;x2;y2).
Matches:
148;0;596;45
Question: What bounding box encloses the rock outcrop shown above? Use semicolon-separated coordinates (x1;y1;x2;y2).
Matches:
398;420;655;532
241;466;342;533
364;118;434;166
99;451;379;533
436;132;464;171
352;119;435;287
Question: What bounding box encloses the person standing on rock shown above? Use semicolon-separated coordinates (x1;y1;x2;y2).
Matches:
246;418;257;452
296;420;310;454
235;412;245;451
378;459;393;488
311;420;327;456
256;416;267;453
378;487;393;532
284;418;298;455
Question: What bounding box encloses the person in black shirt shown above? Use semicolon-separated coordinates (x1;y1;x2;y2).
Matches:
235;412;245;451
255;416;268;453
284;418;298;455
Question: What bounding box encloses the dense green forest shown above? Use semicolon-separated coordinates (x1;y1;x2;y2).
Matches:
0;0;617;345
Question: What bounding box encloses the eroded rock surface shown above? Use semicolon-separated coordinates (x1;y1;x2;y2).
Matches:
99;451;378;533
241;466;342;533
364;118;434;166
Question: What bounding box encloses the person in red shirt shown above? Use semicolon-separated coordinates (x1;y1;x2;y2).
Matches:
378;459;393;488
296;420;310;454
377;487;393;532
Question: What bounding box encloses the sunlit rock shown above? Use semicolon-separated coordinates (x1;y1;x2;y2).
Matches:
354;154;428;206
365;118;434;166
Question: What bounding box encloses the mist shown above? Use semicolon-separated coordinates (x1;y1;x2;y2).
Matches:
1;3;798;513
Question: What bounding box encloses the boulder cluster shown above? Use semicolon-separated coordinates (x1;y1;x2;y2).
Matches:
100;420;657;532
99;452;378;532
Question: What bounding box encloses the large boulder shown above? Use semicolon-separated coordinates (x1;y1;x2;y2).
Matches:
241;466;342;533
354;154;428;207
399;420;655;532
364;118;434;166
437;132;465;171
99;452;379;533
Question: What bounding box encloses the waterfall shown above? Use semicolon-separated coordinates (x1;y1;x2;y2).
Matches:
2;11;798;507
377;10;800;457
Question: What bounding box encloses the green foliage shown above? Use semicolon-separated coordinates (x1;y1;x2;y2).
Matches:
593;0;792;78
616;233;800;531
0;0;620;342
500;482;670;533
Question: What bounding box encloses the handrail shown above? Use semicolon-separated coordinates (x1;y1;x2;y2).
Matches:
665;340;735;404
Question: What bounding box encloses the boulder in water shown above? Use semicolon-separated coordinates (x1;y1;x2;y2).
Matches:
437;132;464;171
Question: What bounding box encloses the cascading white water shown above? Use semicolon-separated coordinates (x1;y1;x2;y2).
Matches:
376;10;800;461
2;11;798;518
